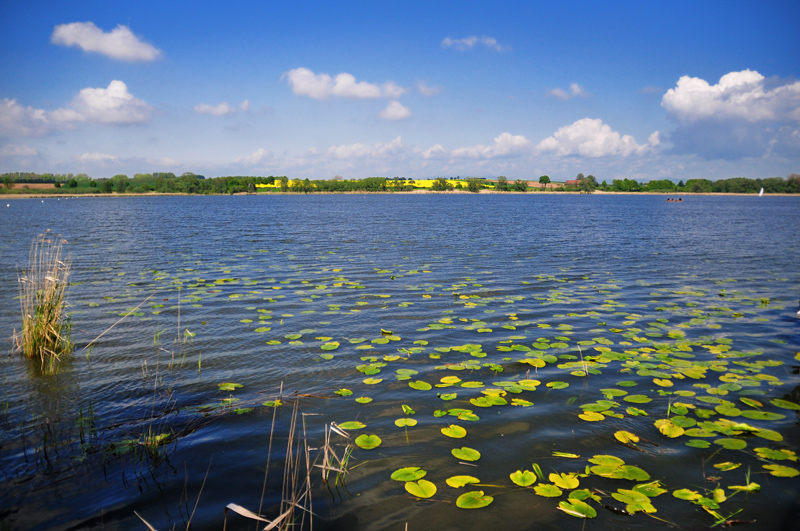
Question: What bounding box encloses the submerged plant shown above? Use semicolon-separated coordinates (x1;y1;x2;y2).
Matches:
15;232;72;370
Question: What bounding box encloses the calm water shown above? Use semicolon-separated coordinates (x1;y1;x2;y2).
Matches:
0;194;799;530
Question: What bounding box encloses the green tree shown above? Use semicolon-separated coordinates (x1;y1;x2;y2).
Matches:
279;176;289;192
513;179;528;192
99;179;113;193
67;178;78;188
431;177;453;191
466;178;482;193
577;174;597;193
112;174;129;193
3;175;14;189
496;176;508;191
538;175;550;190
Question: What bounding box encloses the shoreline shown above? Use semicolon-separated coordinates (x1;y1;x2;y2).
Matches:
2;190;798;199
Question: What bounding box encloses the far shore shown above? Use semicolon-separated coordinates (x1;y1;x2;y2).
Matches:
2;190;798;200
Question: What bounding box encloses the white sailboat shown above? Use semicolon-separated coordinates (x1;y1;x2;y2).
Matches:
759;187;764;197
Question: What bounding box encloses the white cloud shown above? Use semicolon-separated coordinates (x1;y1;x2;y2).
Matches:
194;102;234;116
441;36;509;52
422;144;447;159
238;148;273;165
378;101;411;120
283;68;382;100
548;83;588;100
0;98;56;137
1;144;37;156
326;136;405;160
536;118;653;157
1;81;150;137
79;152;119;163
382;82;407;99
71;80;152;124
661;70;800;159
240;100;250;112
416;81;442;96
662;69;800;123
51;22;161;62
451;132;531;159
147;157;180;167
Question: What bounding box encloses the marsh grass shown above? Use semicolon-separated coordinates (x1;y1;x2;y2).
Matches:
15;232;72;371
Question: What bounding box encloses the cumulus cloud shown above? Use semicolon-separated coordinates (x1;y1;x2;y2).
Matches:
51;22;161;62
417;81;442;96
238;148;273;165
1;144;37;156
283;68;383;99
441;36;509;52
70;80;152;124
382;82;407;99
326;136;405;160
1;81;151;137
451;132;532;159
378;101;411;120
0;98;56;137
536;118;655;157
79;151;119;163
548;83;587;100
662;69;800;158
194;102;234;116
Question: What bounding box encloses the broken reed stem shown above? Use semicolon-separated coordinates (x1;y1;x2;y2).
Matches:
16;232;72;370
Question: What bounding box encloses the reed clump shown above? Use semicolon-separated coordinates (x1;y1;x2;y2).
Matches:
16;232;72;369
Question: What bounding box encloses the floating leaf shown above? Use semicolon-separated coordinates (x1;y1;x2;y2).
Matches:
439;393;458;401
441;425;467;438
534;484;563;497
510;470;536;487
579;411;605;422
549;472;579;490
754;448;797;461
769;398;800;411
546;381;569;389
262;400;282;407
391;467;426;481
355;434;382;449
553;452;580;458
614;431;639;444
335;389;353;396
624;395;652;404
740;410;785;421
715;438;747;450
405;479;437;498
395;418;417;427
409;381;432;391
713;462;741;471
447;475;480;488
456;490;493;509
218;382;242;391
452;447;481;461
338;421;366;430
673;489;702;501
558;499;597;518
355;397;373;404
655;419;684;438
763;464;799;477
363;378;383;385
402;404;415;415
321;342;340;350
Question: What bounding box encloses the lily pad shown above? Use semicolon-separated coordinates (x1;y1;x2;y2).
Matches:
510;470;536;487
405;479;437;498
409;381;432;391
338;421;366;430
763;464;799;477
452;447;481;461
218;382;242;391
395;418;418;427
558;499;597;518
549;472;579;490
534;484;563;497
355;434;382;449
447;475;480;488
391;467;426;482
456;490;493;509
441;425;467;438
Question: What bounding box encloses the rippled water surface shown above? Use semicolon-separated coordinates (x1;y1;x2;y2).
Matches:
1;194;799;530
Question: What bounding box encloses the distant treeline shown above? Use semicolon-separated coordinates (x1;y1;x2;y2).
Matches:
1;171;799;194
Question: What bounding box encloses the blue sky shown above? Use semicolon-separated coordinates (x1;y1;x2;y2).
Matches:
1;0;798;181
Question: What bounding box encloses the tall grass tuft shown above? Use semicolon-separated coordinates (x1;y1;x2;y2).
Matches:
16;231;72;370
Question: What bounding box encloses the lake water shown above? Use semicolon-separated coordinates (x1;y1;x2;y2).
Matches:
1;194;799;531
